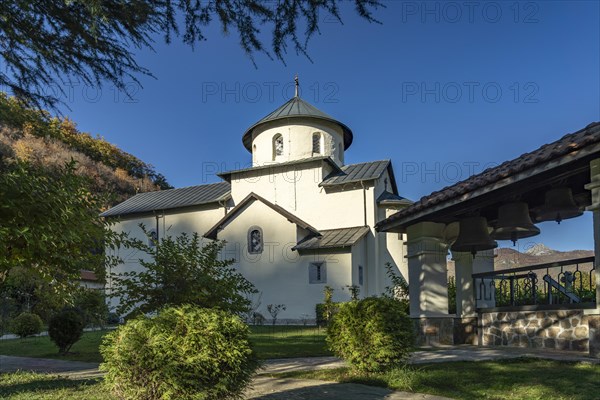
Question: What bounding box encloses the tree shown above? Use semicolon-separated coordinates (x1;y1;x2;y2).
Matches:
109;228;257;317
0;159;112;292
0;0;382;110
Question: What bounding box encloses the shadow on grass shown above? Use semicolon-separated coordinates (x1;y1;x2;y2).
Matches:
275;358;600;400
249;380;394;399
0;374;103;397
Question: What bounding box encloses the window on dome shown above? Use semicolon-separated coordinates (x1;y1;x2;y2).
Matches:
273;134;283;159
312;132;321;154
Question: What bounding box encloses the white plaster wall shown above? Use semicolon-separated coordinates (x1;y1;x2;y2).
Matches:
215;199;353;319
230;163;369;231
105;204;225;313
251;118;345;166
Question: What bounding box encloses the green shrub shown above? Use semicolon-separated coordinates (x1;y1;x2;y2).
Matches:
100;305;259;400
9;312;43;338
327;297;414;372
48;308;85;354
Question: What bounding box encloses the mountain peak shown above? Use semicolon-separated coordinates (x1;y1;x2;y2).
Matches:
524;243;554;256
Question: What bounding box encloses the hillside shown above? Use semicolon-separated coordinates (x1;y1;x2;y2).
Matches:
447;245;594;277
0;94;170;205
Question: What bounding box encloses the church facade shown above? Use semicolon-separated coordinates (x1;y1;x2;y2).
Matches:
102;91;412;322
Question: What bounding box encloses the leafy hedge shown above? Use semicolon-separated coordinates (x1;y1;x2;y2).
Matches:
100;305;259;400
327;297;414;372
48;308;85;354
9;312;43;338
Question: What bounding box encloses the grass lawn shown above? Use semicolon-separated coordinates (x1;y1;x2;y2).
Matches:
0;330;106;363
249;325;330;359
2;359;598;400
272;358;600;400
0;372;109;400
0;325;329;363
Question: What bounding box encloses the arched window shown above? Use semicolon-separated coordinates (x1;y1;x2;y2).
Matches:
248;226;263;254
148;229;158;247
273;134;283;160
312;132;321;154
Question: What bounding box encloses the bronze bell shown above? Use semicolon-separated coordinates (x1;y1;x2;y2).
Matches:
535;187;583;224
492;202;540;245
451;216;498;257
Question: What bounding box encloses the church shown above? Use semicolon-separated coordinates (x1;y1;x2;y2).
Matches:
102;80;412;322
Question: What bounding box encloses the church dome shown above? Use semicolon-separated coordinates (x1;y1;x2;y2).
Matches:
242;96;353;153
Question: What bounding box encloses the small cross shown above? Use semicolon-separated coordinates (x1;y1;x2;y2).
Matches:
294;74;299;97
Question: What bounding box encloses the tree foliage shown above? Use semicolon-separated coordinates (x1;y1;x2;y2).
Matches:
0;0;382;109
0;159;111;290
110;228;257;317
0;93;172;192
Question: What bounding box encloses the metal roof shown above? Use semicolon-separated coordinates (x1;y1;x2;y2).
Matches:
204;192;320;240
320;160;391;187
100;182;231;217
242;96;353;152
293;226;370;251
218;156;342;181
377;191;413;206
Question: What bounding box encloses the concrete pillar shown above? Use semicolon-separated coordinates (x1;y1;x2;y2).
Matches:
452;249;494;345
585;158;600;357
406;222;453;345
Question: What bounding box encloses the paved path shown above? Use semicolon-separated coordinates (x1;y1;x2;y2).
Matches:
1;346;598;399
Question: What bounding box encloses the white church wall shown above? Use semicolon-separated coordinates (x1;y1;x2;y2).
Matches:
250;118;345;166
229;164;369;231
105;203;225;313
215;199;353;320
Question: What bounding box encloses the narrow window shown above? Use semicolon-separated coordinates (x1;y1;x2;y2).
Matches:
309;262;327;284
273;134;283;159
148;229;158;247
248;227;263;254
358;265;364;286
312;132;321;154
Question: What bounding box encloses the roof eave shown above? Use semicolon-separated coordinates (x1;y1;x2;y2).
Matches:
376;140;600;233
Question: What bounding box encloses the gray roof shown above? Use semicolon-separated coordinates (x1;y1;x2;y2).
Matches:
242;96;353;152
320;160;391;188
377;191;413;206
100;182;231;217
218;156;341;181
293;226;370;251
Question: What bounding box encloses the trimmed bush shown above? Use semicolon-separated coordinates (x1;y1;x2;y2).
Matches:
9;312;43;338
327;297;414;372
48;308;85;354
100;305;259;400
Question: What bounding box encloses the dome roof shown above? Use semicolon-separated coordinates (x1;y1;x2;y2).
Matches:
242;96;353;152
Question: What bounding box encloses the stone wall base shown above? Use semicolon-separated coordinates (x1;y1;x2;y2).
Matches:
589;315;600;357
481;310;589;352
412;317;455;346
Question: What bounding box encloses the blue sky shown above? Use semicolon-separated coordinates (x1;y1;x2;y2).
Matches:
50;1;598;251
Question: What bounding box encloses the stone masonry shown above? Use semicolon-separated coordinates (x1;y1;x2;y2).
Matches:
481;310;589;352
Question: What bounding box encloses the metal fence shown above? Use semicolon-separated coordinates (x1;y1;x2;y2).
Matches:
473;256;596;310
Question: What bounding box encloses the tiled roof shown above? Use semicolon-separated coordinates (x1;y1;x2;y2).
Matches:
320;160;391;187
204;192;320;240
293;226;370;251
376;122;600;231
100;182;231;217
80;270;99;281
377;191;413;206
242;96;353;151
217;156;341;181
